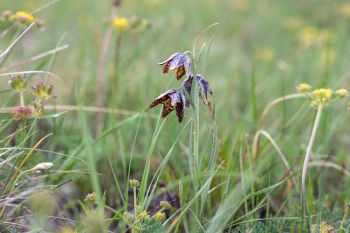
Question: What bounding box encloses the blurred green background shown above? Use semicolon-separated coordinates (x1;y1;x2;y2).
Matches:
1;0;350;231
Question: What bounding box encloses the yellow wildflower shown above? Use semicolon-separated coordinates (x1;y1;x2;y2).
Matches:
15;11;35;23
113;17;129;32
313;88;332;104
296;83;311;93
138;211;149;219
336;89;348;98
154;211;165;222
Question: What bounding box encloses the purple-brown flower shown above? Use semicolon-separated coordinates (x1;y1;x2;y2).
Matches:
182;74;213;105
149;89;188;122
159;52;191;80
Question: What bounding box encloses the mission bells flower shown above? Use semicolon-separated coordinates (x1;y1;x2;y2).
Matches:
149;89;188;123
182;74;213;105
159;52;191;80
151;51;213;123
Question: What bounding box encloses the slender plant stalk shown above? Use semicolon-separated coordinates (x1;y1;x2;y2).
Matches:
19;92;24;107
301;104;323;218
95;4;117;136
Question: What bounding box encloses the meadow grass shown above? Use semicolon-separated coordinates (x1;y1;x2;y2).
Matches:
1;0;350;232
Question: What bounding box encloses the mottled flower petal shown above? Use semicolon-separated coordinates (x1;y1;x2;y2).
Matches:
182;74;213;105
158;52;191;80
176;66;186;80
197;74;213;104
149;89;187;123
158;53;181;65
149;89;177;108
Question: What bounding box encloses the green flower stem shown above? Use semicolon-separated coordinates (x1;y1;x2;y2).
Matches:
301;104;323;218
19;92;24;107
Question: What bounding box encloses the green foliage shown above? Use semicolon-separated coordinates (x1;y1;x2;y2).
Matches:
142;218;166;233
230;219;298;233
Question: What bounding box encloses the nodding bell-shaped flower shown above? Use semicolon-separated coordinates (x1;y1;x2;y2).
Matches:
159;52;191;80
149;89;188;123
182;74;213;105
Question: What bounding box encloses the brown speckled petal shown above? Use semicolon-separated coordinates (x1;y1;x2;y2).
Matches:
149;89;176;108
175;65;186;80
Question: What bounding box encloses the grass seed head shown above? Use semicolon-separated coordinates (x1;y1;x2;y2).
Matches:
32;162;53;172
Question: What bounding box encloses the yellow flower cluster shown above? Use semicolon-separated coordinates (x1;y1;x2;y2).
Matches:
313;88;332;103
138;211;149;219
296;83;348;108
15;11;35;22
1;10;44;26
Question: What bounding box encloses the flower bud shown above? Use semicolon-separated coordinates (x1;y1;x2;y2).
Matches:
336;88;348;98
296;83;311;93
